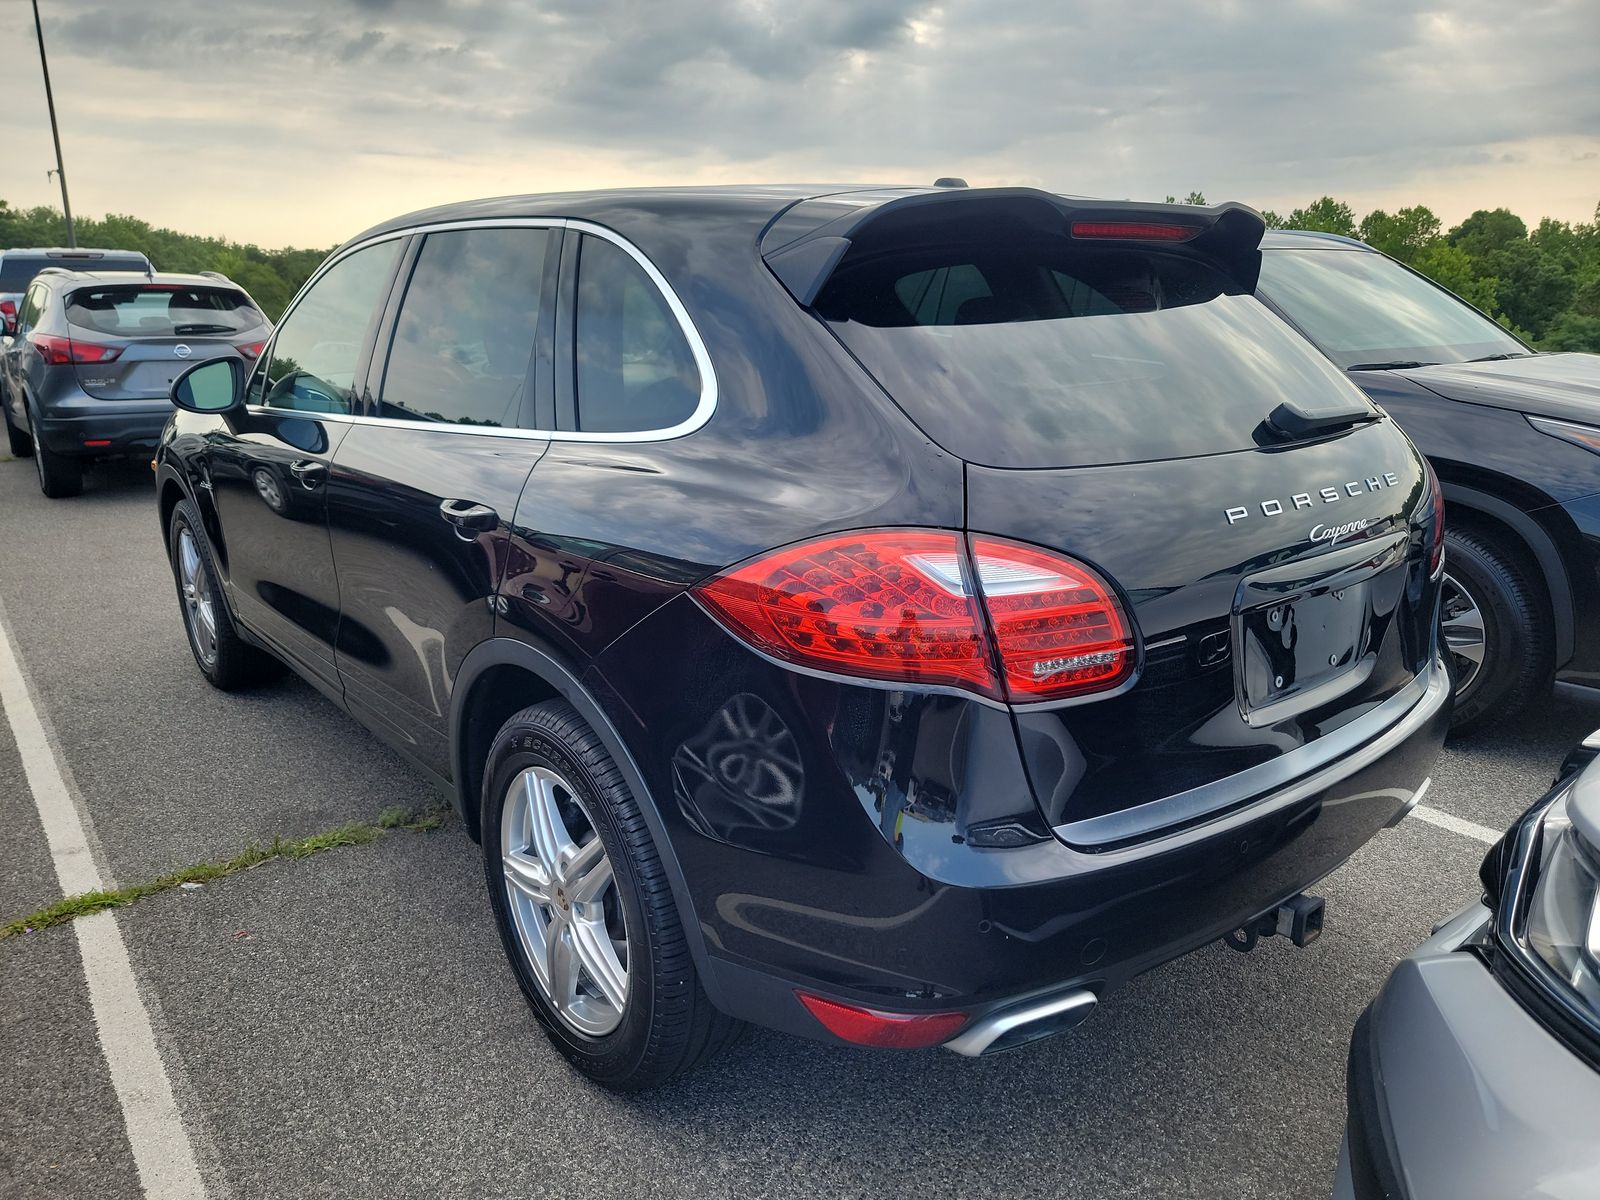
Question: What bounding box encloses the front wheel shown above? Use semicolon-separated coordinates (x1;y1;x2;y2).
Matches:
166;500;283;689
3;394;33;458
1441;528;1550;731
482;699;742;1091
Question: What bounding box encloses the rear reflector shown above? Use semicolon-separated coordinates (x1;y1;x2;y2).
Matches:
83;439;111;447
795;991;969;1048
695;529;1137;704
1070;220;1200;241
28;332;123;365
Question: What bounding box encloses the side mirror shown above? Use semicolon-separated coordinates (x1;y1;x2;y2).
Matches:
171;357;244;415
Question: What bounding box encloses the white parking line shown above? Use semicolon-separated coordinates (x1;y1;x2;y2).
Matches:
1412;804;1501;845
0;599;207;1200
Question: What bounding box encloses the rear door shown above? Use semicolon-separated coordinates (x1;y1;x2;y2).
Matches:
325;223;558;777
207;237;404;695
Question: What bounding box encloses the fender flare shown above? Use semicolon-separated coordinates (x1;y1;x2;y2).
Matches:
449;636;724;1005
1444;483;1575;666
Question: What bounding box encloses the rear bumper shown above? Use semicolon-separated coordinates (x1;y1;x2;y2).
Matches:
694;654;1450;1044
1337;904;1600;1200
34;405;171;457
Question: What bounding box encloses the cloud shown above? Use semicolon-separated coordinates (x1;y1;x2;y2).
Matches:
0;0;1595;246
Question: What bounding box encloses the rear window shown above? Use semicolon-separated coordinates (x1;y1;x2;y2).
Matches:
0;253;147;291
66;286;262;338
814;224;1366;469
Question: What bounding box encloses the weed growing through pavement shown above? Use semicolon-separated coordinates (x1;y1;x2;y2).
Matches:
0;805;447;941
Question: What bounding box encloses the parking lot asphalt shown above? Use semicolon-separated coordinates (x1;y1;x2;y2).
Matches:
2;455;1597;1200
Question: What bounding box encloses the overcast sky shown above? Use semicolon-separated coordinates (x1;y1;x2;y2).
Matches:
1;0;1595;249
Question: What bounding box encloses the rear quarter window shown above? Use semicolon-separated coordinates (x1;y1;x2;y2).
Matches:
814;219;1368;469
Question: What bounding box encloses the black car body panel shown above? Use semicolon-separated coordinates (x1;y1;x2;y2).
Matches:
156;187;1447;1047
1257;232;1600;697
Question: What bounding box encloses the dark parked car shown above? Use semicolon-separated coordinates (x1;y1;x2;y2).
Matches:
2;268;270;496
0;246;152;335
1338;735;1600;1199
154;186;1450;1090
1257;231;1600;730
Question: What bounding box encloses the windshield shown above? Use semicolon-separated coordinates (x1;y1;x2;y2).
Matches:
66;285;262;338
816;238;1370;468
1257;248;1526;370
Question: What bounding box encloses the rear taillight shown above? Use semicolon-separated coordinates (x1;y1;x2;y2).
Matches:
0;300;15;318
970;535;1135;701
236;340;266;359
694;529;1136;704
1423;460;1446;575
1070;220;1200;241
27;333;123;365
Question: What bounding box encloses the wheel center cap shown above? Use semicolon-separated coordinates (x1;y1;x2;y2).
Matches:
554;885;570;910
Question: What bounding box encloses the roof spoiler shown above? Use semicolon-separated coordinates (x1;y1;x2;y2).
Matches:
761;188;1268;307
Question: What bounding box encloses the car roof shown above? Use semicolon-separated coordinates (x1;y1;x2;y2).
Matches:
343;184;942;251
1260;229;1372;250
39;269;242;290
0;246;150;259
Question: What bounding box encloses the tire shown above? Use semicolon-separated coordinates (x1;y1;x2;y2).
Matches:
3;395;33;458
482;699;743;1091
166;499;284;689
28;405;81;498
1441;527;1550;731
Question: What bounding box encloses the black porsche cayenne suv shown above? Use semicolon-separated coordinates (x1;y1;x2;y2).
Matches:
155;186;1450;1090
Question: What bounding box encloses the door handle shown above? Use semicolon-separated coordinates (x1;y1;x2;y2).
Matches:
289;459;327;489
439;498;499;534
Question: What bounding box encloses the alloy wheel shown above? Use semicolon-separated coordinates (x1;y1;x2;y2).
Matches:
1440;570;1487;697
500;764;629;1037
177;527;219;666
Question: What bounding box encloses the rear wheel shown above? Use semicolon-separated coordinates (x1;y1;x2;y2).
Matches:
167;500;283;689
1442;527;1550;731
28;406;81;498
482;699;742;1091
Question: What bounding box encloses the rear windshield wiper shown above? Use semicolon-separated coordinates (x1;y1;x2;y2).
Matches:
1464;351;1532;362
173;323;234;335
1344;360;1436;372
1266;396;1380;441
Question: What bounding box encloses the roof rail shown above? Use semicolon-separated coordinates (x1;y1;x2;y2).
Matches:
197;270;227;281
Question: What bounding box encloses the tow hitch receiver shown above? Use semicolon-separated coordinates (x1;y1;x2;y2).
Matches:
1224;893;1326;953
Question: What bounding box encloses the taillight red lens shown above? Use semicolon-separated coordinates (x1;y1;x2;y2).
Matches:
795;991;969;1049
1070;220;1201;241
27;332;122;365
970;536;1135;701
694;530;997;696
1424;461;1446;575
0;300;15;317
236;340;266;359
695;530;1137;704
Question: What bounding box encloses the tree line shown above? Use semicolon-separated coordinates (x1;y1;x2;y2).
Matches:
0;199;328;322
4;192;1597;353
1170;191;1599;352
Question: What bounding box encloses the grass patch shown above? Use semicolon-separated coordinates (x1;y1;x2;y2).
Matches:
0;805;448;942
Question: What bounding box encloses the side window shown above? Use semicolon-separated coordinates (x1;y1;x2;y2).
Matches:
378;227;549;427
18;283;46;333
260;240;400;413
573;235;700;434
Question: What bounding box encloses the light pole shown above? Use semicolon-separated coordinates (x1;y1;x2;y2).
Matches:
31;0;76;248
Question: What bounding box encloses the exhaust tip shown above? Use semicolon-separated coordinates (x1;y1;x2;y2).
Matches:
943;989;1097;1057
